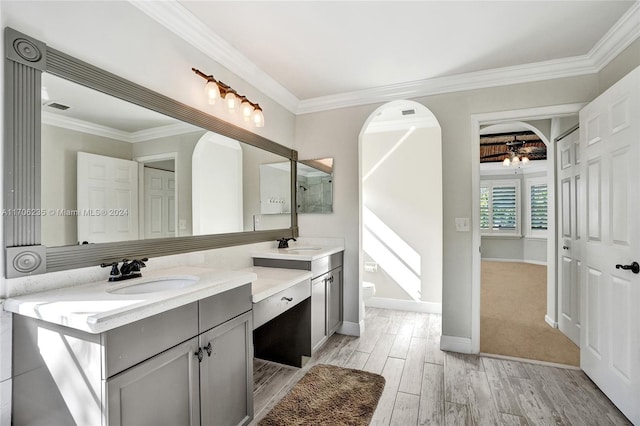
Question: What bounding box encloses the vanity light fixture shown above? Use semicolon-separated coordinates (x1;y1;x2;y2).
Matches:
192;68;264;127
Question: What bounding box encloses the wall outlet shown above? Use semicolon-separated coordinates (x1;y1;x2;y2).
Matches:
179;219;187;230
455;217;470;232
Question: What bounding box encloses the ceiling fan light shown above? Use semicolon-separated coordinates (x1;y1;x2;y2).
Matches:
512;156;520;165
522;156;530;164
503;158;511;167
205;80;220;105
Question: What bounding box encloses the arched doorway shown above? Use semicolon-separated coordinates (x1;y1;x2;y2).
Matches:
358;100;443;316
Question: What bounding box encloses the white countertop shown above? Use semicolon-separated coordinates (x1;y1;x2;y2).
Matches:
3;266;257;334
252;244;344;261
247;267;312;303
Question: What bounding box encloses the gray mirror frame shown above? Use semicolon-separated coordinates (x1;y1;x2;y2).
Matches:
4;27;298;278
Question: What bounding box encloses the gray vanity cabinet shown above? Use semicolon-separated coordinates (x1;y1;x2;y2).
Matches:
311;265;343;351
254;251;343;353
12;284;253;426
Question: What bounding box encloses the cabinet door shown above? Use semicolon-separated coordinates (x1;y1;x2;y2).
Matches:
200;311;253;426
106;337;200;426
311;274;327;351
327;266;343;336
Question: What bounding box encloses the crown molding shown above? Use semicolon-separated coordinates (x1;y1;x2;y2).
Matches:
42;111;200;143
130;0;639;115
129;0;299;113
589;1;640;71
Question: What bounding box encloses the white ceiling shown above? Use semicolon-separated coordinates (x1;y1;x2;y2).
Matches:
137;0;640;114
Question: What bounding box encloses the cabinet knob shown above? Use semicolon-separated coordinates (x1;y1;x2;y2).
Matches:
205;342;213;357
195;347;204;362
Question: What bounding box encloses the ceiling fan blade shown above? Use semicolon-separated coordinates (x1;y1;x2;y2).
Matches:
518;146;546;154
480;152;510;159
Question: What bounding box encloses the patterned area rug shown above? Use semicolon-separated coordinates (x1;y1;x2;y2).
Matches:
259;364;385;426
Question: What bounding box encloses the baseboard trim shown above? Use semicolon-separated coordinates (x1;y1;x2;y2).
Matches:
440;335;473;354
545;315;558;328
337;321;362;337
480;352;580;370
481;258;547;266
365;297;442;314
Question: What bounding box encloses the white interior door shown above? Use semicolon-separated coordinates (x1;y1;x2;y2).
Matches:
144;167;176;239
77;152;139;244
579;66;640;424
557;128;581;345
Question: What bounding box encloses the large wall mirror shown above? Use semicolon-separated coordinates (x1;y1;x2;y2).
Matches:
4;27;297;277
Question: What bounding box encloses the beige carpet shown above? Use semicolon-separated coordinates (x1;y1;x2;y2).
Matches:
259;364;385;426
481;261;580;366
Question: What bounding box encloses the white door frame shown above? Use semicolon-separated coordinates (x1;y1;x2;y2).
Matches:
470;103;587;353
134;152;179;238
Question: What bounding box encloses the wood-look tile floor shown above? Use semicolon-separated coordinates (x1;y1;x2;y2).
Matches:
250;307;630;425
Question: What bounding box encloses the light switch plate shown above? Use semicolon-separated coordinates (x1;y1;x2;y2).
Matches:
455;217;470;232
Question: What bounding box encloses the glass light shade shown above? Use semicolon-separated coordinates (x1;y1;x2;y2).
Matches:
252;107;265;127
204;80;220;105
522;156;530;164
503;158;510;167
241;100;254;122
512;156;520;165
225;92;238;113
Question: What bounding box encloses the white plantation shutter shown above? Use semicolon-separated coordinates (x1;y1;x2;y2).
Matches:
527;178;548;238
480;179;521;236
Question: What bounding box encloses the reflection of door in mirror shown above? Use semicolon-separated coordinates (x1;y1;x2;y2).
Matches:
77;152;139;244
143;163;176;239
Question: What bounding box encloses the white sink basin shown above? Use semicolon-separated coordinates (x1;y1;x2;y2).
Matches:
109;276;199;295
284;247;322;251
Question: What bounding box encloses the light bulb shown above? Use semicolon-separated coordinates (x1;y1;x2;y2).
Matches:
204;80;220;105
522;156;530;165
503;158;510;167
252;106;264;127
241;99;254;122
225;92;238;113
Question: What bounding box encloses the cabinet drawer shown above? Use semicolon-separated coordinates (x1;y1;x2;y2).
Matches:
253;279;310;329
199;283;252;332
103;302;198;378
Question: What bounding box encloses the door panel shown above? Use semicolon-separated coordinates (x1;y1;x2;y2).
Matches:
557;128;580;344
106;338;200;426
77;152;139;244
579;66;639;424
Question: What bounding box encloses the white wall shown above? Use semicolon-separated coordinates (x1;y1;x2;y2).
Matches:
362;125;442;305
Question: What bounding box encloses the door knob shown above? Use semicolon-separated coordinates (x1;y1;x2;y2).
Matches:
615;262;640;274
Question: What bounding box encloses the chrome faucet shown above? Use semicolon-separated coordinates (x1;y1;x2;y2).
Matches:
101;258;148;282
277;237;296;249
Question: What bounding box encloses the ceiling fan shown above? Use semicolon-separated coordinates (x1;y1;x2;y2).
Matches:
480;133;546;166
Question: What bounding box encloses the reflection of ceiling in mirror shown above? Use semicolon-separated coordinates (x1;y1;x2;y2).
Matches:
41;73;200;141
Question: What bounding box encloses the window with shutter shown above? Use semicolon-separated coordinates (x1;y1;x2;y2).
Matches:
526;178;548;238
480;179;521;236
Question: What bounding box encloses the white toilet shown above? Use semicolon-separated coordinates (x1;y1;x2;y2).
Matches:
362;281;376;313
